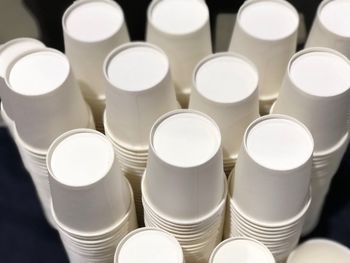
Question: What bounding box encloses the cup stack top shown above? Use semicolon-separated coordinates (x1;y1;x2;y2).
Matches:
152;112;221;168
289;49;350;97
149;0;209;35
238;0;299;41
63;0;124;42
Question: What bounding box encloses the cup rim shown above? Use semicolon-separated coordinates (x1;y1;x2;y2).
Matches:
314;131;349;157
113;227;184;263
191;52;259;107
242;114;314;171
209;237;275;263
147;0;210;39
46;128;116;189
62;0;125;44
142;170;228;225
236;0;299;42
149;109;222;169
316;0;350;40
103;41;170;95
287;47;350;100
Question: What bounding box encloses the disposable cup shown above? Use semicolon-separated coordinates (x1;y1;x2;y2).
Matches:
209;237;275;263
114;228;184;263
272;48;350;152
3;48;90;151
146;0;212;107
232;114;313;222
305;0;350;60
104;42;178;149
229;0;299;102
143;109;225;221
189;52;259;162
287;239;350;263
62;0;129;99
47;129;131;233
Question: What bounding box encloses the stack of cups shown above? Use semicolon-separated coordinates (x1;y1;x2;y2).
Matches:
287;239;350;263
189;52;260;175
272;48;350;235
228;0;299;115
225;115;314;262
114;228;184;263
47;129;137;262
142;110;227;263
63;0;130;132
305;0;350;130
209;237;275;263
0;48;94;227
103;42;179;224
146;0;212;108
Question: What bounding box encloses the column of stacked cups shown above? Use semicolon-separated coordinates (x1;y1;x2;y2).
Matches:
114;228;185;263
189;52;260;175
305;0;350;132
47;129;137;262
0;47;94;228
146;0;212;108
228;0;299;115
272;48;350;235
209;237;275;263
225;115;314;262
142;110;227;263
103;42;179;224
62;0;130;132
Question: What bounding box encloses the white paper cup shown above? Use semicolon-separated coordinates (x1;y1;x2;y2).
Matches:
272;48;350;153
287;239;350;263
146;0;212;108
189;52;259;162
3;48;90;151
63;0;129;100
114;228;184;263
229;0;299;103
143;109;225;221
104;42;178;149
0;38;45;121
233;114;314;222
306;0;350;60
47;129;131;233
209;237;275;263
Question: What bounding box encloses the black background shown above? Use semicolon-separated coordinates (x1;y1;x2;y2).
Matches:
1;0;349;262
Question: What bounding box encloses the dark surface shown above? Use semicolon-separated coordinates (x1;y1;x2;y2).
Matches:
1;0;349;262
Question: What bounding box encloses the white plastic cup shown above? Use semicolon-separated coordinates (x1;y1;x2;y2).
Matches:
2;48;90;151
0;38;45;121
62;0;129;100
229;0;299;104
114;228;184;263
146;0;212;108
104;42;178;149
189;52;259;162
143;109;225;221
306;0;350;60
287;239;350;263
209;237;275;263
233;114;314;222
272;48;350;153
47;129;131;233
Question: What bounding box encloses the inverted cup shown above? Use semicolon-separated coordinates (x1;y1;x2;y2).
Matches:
229;0;299;103
189;52;259;162
47;129;131;233
287;239;350;263
272;48;350;153
232;114;314;222
104;42;178;149
146;0;212;107
3;48;90;151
